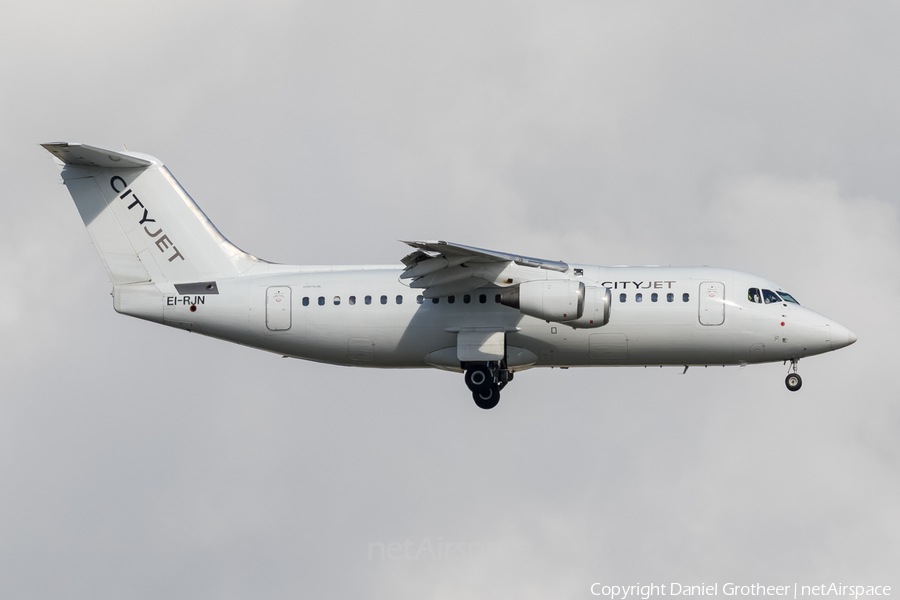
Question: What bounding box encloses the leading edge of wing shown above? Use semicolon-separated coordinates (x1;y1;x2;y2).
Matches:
401;240;568;272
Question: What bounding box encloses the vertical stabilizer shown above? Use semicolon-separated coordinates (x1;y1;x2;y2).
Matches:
43;142;262;285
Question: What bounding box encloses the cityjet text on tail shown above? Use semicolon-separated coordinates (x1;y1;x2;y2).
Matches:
43;142;857;409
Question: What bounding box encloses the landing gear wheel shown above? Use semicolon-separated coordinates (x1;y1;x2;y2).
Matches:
464;365;492;392
473;384;501;410
785;373;802;392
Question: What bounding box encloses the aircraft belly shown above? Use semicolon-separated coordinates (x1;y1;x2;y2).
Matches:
288;324;456;367
512;323;745;367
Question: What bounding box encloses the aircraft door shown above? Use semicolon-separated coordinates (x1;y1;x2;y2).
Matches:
698;282;725;326
266;286;292;331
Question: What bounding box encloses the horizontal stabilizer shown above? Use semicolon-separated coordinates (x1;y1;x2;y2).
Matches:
41;142;152;169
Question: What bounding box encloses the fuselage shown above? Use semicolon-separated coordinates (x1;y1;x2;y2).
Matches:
115;263;855;372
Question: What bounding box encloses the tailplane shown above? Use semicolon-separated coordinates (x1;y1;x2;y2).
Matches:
43;142;263;286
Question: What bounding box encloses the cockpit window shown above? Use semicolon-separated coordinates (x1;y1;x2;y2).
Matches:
778;291;800;305
762;289;781;304
748;288;762;304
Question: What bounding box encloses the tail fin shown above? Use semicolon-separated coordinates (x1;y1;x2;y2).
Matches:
43;142;263;286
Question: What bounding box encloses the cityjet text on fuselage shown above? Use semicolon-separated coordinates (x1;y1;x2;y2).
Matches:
600;280;677;290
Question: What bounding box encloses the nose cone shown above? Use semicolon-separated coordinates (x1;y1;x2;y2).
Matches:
830;321;858;351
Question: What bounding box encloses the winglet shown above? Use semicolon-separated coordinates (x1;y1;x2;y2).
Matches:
41;142;152;169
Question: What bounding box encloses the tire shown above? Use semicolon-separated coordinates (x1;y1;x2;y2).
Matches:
465;365;492;392
785;373;802;392
473;385;500;410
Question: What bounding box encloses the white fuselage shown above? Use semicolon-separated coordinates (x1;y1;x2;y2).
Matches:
114;263;850;372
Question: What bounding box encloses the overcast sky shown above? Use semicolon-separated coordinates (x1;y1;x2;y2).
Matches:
2;1;899;598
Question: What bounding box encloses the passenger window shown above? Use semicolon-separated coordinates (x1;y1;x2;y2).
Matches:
748;288;762;304
333;296;340;305
479;294;487;304
651;293;658;302
432;298;439;304
636;293;643;302
448;296;455;304
683;293;690;302
495;294;501;303
302;297;309;306
762;289;781;304
365;295;372;305
380;295;387;305
667;293;674;302
620;293;627;302
416;295;424;304
463;294;471;304
318;296;325;306
396;295;403;304
349;296;356;305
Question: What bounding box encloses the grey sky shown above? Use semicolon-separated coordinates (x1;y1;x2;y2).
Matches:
1;1;898;598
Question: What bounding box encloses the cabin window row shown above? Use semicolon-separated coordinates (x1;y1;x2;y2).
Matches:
429;293;502;305
301;293;504;306
619;292;689;303
302;295;402;306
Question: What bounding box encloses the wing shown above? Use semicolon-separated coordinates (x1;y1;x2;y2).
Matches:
400;240;569;298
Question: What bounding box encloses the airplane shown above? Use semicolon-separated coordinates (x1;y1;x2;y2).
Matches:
42;142;857;409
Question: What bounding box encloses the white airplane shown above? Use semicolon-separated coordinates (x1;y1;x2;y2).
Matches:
43;142;857;409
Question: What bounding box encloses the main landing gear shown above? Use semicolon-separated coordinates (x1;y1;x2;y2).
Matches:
463;361;512;410
785;359;802;392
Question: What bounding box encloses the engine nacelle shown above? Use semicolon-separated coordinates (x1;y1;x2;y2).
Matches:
500;280;583;322
500;280;610;328
566;285;611;329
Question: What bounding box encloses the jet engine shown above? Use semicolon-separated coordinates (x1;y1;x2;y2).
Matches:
500;280;610;328
566;284;611;328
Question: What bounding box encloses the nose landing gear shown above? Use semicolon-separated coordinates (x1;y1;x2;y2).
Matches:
785;359;802;392
463;361;512;409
